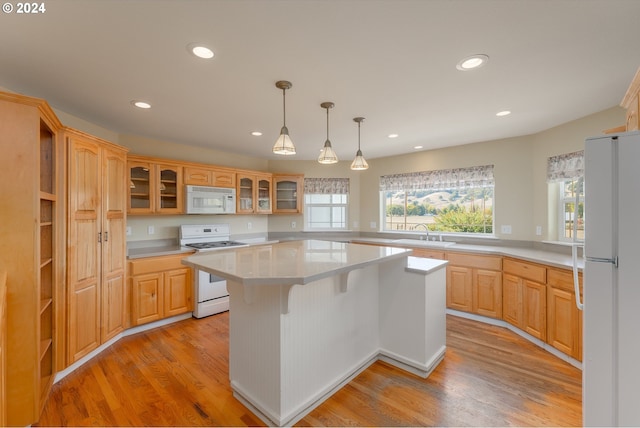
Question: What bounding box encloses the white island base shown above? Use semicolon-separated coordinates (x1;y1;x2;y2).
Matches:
183;240;447;427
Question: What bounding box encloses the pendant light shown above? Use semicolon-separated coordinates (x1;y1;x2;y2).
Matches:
272;80;296;155
318;102;338;164
350;117;369;170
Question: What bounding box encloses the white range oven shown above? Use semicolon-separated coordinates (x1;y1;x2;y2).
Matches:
179;224;248;318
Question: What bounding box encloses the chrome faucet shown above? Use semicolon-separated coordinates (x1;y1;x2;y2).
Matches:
414;223;429;240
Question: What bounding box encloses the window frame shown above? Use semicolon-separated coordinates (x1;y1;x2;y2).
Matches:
557;177;585;243
303;192;349;232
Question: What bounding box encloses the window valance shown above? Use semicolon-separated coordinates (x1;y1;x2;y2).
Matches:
547;150;584;182
303;177;350;194
379;165;494;192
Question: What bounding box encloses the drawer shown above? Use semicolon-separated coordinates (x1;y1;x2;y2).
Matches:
129;253;192;276
411;248;445;260
503;258;546;283
446;252;502;271
547;267;583;293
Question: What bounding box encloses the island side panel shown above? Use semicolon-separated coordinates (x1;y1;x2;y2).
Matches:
378;257;447;377
227;265;381;426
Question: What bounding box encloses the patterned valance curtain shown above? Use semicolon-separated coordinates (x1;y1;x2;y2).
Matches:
379;165;494;192
303;178;350;194
546;150;584;182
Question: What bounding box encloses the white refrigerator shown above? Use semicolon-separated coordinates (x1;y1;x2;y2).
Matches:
583;131;640;426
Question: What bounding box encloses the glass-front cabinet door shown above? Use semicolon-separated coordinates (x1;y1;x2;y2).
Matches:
128;160;154;214
157;164;182;214
237;175;255;214
256;175;272;214
273;174;303;213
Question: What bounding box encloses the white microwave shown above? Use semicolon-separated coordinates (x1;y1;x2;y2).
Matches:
185;185;236;214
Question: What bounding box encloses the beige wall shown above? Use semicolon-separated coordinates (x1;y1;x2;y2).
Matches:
13;85;624;243
530;106;624;241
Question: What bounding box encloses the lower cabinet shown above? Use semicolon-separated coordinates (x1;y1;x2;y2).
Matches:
502;258;547;341
446;253;502;319
546;268;583;361
129;254;193;326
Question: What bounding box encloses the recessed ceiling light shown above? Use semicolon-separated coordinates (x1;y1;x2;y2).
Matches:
251;131;263;136
187;43;214;59
496;110;511;117
414;145;423;150
388;133;399;138
131;100;151;109
456;54;489;71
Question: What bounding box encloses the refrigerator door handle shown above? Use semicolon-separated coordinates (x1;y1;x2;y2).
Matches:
586;256;619;267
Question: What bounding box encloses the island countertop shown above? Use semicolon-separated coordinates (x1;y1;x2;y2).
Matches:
182;239;413;286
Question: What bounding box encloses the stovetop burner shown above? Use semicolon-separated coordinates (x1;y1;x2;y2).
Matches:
185;241;246;250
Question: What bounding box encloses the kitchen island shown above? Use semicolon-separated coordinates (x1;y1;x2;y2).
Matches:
182;239;447;427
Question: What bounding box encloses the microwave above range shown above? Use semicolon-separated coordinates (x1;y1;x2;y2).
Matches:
185;185;236;214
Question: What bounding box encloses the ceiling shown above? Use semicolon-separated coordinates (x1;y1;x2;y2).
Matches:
2;0;640;161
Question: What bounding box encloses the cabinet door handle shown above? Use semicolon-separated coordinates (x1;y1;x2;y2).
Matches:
104;231;109;242
98;232;102;243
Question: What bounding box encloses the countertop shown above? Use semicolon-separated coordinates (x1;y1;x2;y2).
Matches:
182;239;413;286
350;237;584;271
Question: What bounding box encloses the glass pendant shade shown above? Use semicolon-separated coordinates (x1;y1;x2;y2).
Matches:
350;149;369;170
318;101;338;164
350;117;369;170
273;81;295;155
318;140;338;164
273;125;296;155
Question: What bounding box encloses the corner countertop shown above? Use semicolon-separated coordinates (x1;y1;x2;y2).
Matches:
350;238;583;271
182;239;412;286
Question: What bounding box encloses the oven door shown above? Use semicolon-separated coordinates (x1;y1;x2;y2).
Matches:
194;270;229;318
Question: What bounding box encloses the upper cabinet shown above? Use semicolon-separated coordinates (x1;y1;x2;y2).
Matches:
128;154;302;216
273;174;304;214
237;173;272;214
184;166;235;188
621;66;640;132
128;156;183;215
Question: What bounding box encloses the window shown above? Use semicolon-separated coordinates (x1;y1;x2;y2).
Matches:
547;150;584;242
303;178;349;231
380;165;494;234
559;178;584;242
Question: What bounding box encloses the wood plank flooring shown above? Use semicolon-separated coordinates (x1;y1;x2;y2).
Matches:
35;314;582;426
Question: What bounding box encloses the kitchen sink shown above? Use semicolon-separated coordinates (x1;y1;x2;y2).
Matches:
392;239;456;248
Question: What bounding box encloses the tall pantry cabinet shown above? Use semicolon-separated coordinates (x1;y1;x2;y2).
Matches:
65;128;128;363
0;92;63;426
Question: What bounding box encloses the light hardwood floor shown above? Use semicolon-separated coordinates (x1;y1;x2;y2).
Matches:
36;314;582;426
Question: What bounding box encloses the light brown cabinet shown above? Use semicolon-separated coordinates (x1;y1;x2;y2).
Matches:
273;174;304;213
128;156;183;215
184;166;235;188
621;67;640;132
66;128;128;364
546;268;583;361
502;258;547;341
129;254;193;326
411;248;445;259
237;173;273;214
0;92;63;425
446;253;502;319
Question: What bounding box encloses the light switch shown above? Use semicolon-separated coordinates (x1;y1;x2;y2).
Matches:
500;225;512;234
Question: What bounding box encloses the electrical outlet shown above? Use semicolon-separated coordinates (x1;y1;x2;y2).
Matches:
247;222;252;230
536;226;542;236
148;225;155;235
370;221;377;229
353;221;359;229
291;221;296;229
126;227;132;236
500;225;512;234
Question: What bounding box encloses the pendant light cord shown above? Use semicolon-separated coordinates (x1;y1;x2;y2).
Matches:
282;88;287;127
326;107;330;139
